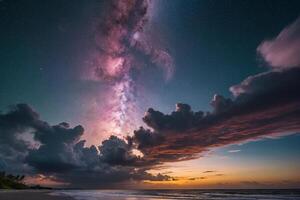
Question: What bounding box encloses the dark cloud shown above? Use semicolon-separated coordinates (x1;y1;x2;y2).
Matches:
210;94;232;114
0;104;85;174
0;104;172;188
99;135;137;165
189;176;207;180
203;171;216;174
0;104;43;173
128;127;164;150
142;103;205;132
26;122;84;173
53;164;171;189
129;67;300;164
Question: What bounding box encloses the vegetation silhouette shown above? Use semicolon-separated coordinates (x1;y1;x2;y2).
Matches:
0;171;27;189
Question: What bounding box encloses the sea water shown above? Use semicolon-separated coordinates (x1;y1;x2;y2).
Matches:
51;189;300;200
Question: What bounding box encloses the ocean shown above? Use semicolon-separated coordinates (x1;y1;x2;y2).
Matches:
51;189;300;200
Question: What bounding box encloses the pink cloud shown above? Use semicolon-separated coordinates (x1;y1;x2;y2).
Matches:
257;16;300;69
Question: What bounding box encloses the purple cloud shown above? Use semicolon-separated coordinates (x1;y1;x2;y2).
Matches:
257;16;300;69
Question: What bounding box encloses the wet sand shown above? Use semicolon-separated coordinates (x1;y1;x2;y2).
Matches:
0;190;74;200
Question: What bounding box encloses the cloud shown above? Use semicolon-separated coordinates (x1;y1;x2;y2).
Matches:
257;16;300;69
203;171;216;174
0;104;172;188
1;68;300;187
26;122;85;173
0;104;44;173
188;176;207;180
228;150;241;153
99;135;138;165
142;103;205;132
210;94;233;114
128;127;164;150
129;67;300;164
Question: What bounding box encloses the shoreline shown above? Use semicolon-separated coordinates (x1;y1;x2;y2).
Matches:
1;189;300;200
0;190;74;200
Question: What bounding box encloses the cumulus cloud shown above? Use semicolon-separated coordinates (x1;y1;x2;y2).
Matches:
99;135;137;165
26;122;84;173
210;94;232;114
0;104;44;173
257;16;300;69
142;103;205;132
0;104;171;188
128;127;164;150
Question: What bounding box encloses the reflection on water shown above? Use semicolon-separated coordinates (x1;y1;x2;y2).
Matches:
51;189;300;200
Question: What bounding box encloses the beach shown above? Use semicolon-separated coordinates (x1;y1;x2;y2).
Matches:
0;190;74;200
1;189;300;200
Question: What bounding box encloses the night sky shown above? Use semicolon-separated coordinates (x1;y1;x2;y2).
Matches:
0;0;300;188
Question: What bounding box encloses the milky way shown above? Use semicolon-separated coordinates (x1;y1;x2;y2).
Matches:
84;0;174;138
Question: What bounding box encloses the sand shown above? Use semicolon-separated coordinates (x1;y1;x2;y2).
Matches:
0;190;74;200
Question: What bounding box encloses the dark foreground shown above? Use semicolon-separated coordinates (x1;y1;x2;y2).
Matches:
1;189;300;200
0;190;73;200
